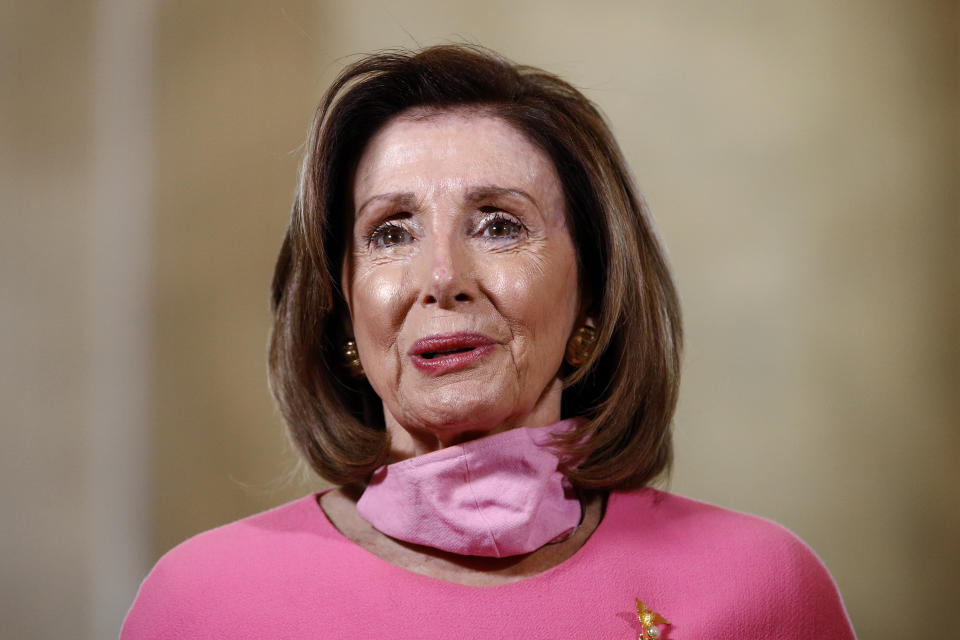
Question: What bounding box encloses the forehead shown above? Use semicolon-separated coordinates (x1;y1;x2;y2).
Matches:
352;109;562;199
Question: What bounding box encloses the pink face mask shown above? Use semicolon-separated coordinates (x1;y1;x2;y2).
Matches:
356;419;584;558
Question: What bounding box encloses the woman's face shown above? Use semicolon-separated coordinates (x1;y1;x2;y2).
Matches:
344;110;580;457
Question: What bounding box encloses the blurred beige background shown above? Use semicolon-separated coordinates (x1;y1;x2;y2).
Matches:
2;1;957;638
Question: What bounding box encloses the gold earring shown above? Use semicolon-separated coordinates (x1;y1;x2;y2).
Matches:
342;339;365;378
565;325;597;367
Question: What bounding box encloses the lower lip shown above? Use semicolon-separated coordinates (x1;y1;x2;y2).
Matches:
410;344;496;376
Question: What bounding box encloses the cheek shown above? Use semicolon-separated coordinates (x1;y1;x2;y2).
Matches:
351;265;407;350
491;248;579;350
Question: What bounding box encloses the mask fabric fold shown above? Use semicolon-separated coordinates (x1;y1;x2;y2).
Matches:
356;419;584;558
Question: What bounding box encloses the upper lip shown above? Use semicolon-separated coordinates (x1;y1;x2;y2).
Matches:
407;332;497;357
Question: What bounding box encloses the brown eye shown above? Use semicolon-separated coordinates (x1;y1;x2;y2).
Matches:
481;214;522;239
370;223;411;248
488;220;513;237
382;228;406;245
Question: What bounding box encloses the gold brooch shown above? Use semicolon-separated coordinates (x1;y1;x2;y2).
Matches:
635;599;670;640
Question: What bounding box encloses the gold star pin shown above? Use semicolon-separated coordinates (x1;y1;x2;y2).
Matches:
635;599;670;640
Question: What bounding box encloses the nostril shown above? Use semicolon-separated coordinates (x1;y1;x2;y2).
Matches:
420;291;470;306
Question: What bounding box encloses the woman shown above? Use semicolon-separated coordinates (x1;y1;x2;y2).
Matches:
123;45;855;638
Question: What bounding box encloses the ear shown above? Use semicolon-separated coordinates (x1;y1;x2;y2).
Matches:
567;294;595;342
337;291;355;339
339;311;354;339
571;313;596;334
575;284;595;329
339;250;355;337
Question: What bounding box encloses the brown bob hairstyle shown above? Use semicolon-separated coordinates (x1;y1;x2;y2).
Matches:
269;44;682;490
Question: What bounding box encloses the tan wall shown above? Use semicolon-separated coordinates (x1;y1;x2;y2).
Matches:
1;2;94;638
2;1;957;638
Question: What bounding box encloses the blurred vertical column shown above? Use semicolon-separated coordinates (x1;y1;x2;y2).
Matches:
88;0;155;637
150;1;320;554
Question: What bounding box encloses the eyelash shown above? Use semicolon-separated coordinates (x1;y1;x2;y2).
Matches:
365;221;411;249
363;210;525;249
475;212;524;240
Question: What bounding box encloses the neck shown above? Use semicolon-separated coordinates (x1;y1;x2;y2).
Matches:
319;486;607;586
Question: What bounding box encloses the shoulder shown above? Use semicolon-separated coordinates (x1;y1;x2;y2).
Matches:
609;487;837;578
120;494;340;639
610;487;824;558
605;488;856;637
139;493;326;578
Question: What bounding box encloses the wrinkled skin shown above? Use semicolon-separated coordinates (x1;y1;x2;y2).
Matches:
343;110;583;459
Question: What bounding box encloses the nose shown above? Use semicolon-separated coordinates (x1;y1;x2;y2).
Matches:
416;231;476;309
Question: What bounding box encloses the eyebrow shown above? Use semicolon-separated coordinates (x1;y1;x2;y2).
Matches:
355;192;419;218
355;185;538;218
464;185;537;208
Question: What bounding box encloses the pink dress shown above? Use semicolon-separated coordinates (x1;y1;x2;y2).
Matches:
121;488;856;639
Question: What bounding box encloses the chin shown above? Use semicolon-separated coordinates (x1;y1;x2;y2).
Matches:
420;404;507;434
411;368;504;406
398;389;518;440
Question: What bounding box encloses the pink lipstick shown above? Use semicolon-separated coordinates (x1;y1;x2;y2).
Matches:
408;332;497;376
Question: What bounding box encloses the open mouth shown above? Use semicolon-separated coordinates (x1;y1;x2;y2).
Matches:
420;346;476;359
408;333;497;374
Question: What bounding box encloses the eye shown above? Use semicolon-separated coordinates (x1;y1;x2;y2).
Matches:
367;222;412;248
478;212;523;240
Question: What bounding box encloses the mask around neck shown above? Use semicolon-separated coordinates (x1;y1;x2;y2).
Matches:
356;419;584;558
